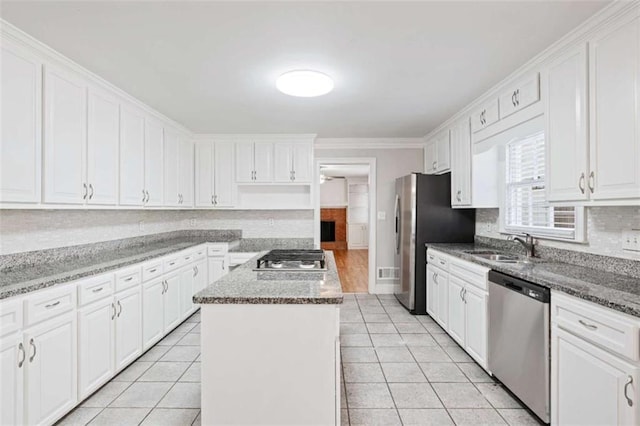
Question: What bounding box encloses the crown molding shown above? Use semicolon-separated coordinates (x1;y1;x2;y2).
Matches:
192;133;317;141
314;138;425;150
0;19;193;136
423;0;639;141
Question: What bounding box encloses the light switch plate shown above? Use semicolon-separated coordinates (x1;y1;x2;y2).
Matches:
622;230;640;252
377;211;386;220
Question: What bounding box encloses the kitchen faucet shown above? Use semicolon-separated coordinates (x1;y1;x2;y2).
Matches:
507;233;536;258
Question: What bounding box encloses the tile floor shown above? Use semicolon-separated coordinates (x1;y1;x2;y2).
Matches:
57;294;541;425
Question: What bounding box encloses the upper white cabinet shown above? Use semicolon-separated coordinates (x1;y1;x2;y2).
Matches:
450;117;472;206
144;118;164;207
544;44;589;202
0;39;42;203
425;131;450;174
588;13;640;201
43;65;87;204
119;105;146;206
163;127;180;207
498;73;540;119
195;140;235;207
178;137;194;207
87;88;119;205
274;142;313;183
470;99;499;133
236;141;273;183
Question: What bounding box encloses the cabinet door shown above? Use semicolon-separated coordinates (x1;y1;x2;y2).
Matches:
43;66;87;204
435;131;451;172
553;327;639;426
254;141;274;182
274;143;293;182
195;141;214;207
426;265;436;318
293;143;313;183
115;287;142;371
214;141;235;207
208;256;227;285
424;141;437;174
142;278;164;349
0;332;24;426
164;273;182;332
589;15;640;200
447;277;465;346
435;270;449;329
25;312;77;426
0;40;42;203
163;128;180;206
544;44;590;202
78;298;114;399
193;259;207;294
87;88;119;205
464;285;488;368
235;142;255;183
499;74;540;119
144;118;164;206
119;106;145;206
471;99;499;133
180;266;195;319
178;138;194;207
450;118;472;206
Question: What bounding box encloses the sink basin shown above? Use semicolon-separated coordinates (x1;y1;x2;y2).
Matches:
463;250;529;263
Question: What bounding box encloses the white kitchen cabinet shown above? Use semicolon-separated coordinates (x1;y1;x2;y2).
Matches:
447;275;466;346
552;327;639;426
588;13;640;201
178;137;194;207
163;127;180;207
426;265;437;318
544;44;590;202
425;131;450;175
435;269;449;329
0;39;42;204
499;73;540;119
195;140;235;207
464;284;488;367
180;265;195;318
195;141;214;206
144;118;164;206
163;272;182;331
142;278;165;349
208;256;228;285
24;312;77;426
119;105;145;206
274;142;313;183
424;142;436;174
471;98;499;133
114;286;142;371
0;332;24;426
43;65;87;204
450;117;472;206
87;88;119;205
347;223;368;249
236;141;273;183
78;298;114;399
193;259;207;294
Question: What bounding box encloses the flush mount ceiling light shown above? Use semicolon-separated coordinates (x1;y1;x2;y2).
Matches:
276;70;334;97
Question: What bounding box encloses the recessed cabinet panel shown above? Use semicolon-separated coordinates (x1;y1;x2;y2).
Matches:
43;66;87;204
163;128;180;207
142;278;164;349
0;40;42;203
87;88;119;205
447;276;465;345
464;285;488;367
144;119;164;206
178;138;194;207
450;117;472;206
0;333;24;426
274;143;293;182
163;273;182;331
424;142;437;174
235;142;255;183
293;143;313;182
78;298;114;399
253;142;274;182
115;287;142;370
195;142;214;207
119;106;145;206
214;142;235;206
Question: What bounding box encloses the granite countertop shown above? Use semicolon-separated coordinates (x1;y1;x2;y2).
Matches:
427;243;640;317
0;237;240;300
193;251;344;305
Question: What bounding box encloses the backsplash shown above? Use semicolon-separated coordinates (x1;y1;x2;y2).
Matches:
0;209;314;255
476;207;640;261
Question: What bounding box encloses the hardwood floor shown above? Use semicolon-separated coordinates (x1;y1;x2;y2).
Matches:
332;249;368;293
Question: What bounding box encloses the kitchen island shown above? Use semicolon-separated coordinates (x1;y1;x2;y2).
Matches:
193;250;343;426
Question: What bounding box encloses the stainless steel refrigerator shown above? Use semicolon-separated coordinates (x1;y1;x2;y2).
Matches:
394;173;475;314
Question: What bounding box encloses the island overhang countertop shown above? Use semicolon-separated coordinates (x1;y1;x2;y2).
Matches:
193;250;344;305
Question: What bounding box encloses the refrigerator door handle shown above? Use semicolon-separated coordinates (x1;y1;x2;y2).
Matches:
394;194;401;254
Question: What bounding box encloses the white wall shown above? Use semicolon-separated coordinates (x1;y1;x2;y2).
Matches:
319;179;347;207
0;209;314;255
315;146;424;287
477;207;640;261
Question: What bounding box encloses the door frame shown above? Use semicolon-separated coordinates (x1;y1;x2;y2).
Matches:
314;157;377;294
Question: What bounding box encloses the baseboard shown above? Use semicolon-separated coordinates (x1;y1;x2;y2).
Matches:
372;283;399;294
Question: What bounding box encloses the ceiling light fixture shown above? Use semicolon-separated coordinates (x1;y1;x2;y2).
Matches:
276;70;334;97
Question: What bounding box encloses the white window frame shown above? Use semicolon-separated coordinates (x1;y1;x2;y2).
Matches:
499;131;586;242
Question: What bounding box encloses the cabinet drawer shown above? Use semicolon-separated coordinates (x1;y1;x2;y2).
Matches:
427;250;449;271
229;252;259;266
552;292;640;361
142;260;163;282
163;255;182;272
115;265;141;292
78;273;115;306
207;244;229;256
181;250;197;265
449;258;489;291
26;283;76;326
0;298;23;337
193;245;207;260
471;99;499;133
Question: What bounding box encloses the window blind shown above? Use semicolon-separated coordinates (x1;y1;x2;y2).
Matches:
505;131;576;238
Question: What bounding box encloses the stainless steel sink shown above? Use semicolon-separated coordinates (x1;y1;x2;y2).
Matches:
464;250;529;263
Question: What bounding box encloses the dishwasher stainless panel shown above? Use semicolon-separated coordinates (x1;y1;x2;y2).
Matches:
488;271;550;423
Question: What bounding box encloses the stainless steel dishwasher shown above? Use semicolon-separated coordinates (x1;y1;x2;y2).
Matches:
488;270;550;423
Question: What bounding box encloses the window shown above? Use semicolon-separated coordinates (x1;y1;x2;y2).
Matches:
503;131;583;241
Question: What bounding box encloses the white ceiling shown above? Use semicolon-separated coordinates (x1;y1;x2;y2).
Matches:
321;164;370;178
1;1;608;137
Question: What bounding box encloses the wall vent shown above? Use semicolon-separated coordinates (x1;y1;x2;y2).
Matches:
377;267;399;280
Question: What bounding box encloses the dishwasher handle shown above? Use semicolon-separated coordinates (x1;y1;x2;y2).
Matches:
488;270;550;303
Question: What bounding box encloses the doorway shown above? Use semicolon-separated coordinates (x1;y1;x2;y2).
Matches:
314;158;376;294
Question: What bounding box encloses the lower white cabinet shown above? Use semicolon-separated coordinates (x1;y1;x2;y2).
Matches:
114;287;142;371
464;284;488;367
347;223;368;249
180;265;196;318
208;256;228;286
1;332;24;426
163;272;182;332
426;262;449;329
78;298;114;399
447;275;466;345
142;277;165;349
24;312;77;426
193;259;207;294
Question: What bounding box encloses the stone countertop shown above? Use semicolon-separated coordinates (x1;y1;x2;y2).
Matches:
427;243;640;317
193;251;344;305
0;237;240;300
